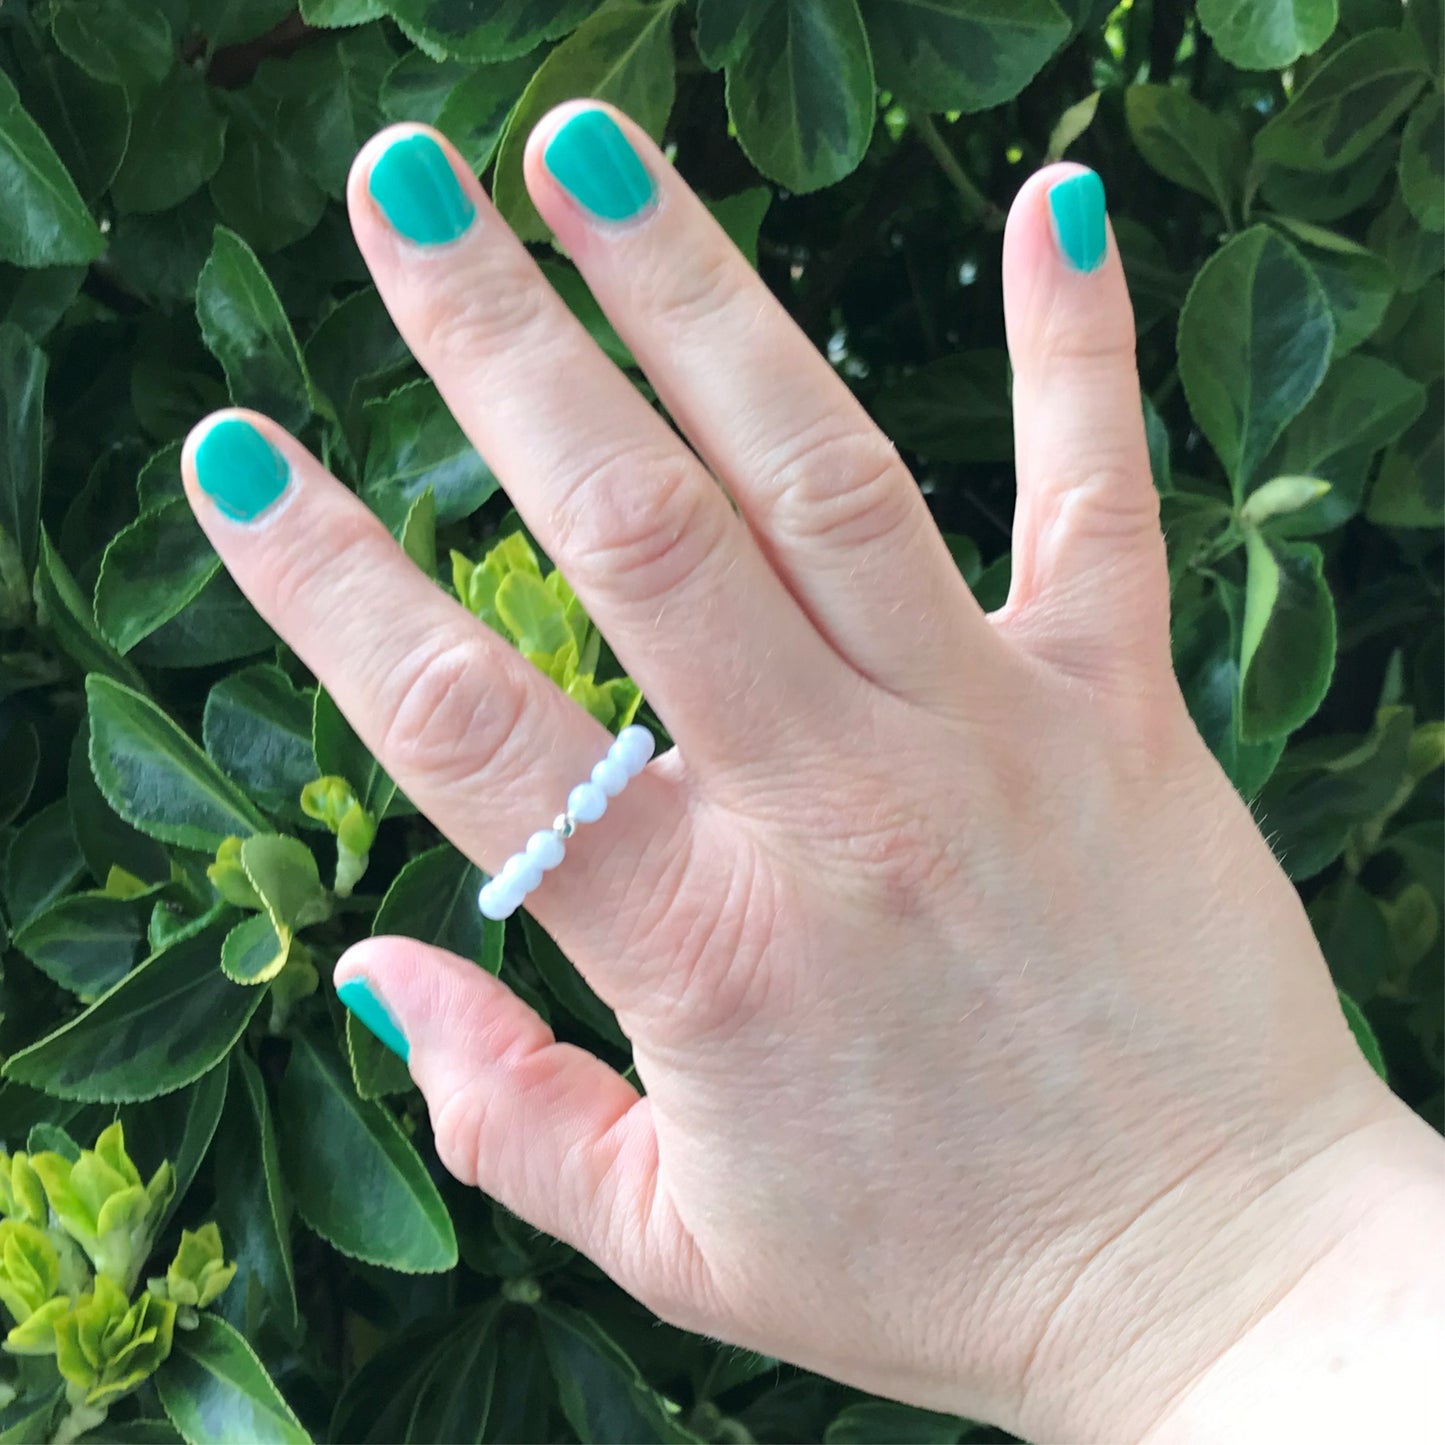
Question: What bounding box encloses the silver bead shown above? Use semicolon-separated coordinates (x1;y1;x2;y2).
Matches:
552;812;576;839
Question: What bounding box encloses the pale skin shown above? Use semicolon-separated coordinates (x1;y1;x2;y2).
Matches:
182;105;1444;1442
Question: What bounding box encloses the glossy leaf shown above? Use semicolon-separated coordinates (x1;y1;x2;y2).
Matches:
50;0;174;91
493;1;679;241
3;915;264;1102
1196;0;1338;69
1399;91;1445;231
383;0;600;61
209;96;329;254
3;799;86;932
12;890;146;998
112;67;227;214
203;665;318;819
156;1314;310;1445
1125;84;1248;222
87;675;270;851
278;1035;457;1272
435;55;536;171
1337;989;1388;1078
1366;394;1445;527
1177;226;1334;493
121;1062;230;1228
863;0;1070;114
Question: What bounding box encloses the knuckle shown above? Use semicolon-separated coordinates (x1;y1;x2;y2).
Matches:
553;448;726;607
762;423;919;551
376;635;525;785
1035;300;1138;368
648;243;740;337
415;265;551;364
266;509;386;624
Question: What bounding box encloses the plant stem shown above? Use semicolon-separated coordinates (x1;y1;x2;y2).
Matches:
910;113;1004;229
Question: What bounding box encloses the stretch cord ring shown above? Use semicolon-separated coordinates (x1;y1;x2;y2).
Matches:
476;725;656;922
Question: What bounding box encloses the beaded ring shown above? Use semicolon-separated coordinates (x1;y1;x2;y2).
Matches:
476;725;655;922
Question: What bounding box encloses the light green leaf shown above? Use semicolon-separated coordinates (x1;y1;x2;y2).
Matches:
862;0;1070;114
156;1314;310;1445
1177;226;1334;493
382;0;598;61
398;483;438;576
196;227;316;433
362;378;499;528
94;499;221;654
1239;474;1331;525
1196;0;1338;69
203;665;318;820
1337;989;1388;1078
698;0;874;193
1255;29;1425;171
220;912;288;985
1125;84;1248;222
112;66;227;214
3;916;264;1103
13;891;146;998
239;833;331;937
1240;528;1337;740
87;675;269;851
312;687;411;821
1399;91;1444;231
494;1;679;241
0;70;105;266
278;1036;457;1273
1046;89;1101;161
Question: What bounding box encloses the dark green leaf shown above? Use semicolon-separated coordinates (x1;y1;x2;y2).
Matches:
374;842;501;969
1125;84;1248;222
0;322;45;578
68;718;172;888
203;664;318;819
3;799;85;932
51;0;175;91
1366;384;1443;526
1273;215;1397;355
34;533;147;688
3;915;264;1102
362;378;499;528
825;1401;971;1444
1337;988;1388;1077
1366;187;1443;292
128;569;276;670
436;54;535;170
13;890;146;998
205;0;299;47
121;1061;229;1226
94;498;221;654
520;912;625;1047
209;97;329;254
871;351;1013;462
0;70;105;265
1255;29;1425;172
862;0;1070;114
87;674;270;850
112;66;227;214
156;1313;311;1445
278;1034;458;1272
313;686;411;820
0;1388;62;1444
494;1;678;240
109;191;220;305
1177;226;1334;493
0;717;38;827
1259;133;1397;222
383;0;599;61
0;263;84;339
380;53;472;126
196;226;316;432
1399;91;1444;231
303;0;387;23
1196;0;1339;69
706;186;772;267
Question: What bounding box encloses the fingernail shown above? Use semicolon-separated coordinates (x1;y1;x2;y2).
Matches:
1049;170;1107;273
544;109;656;223
368;133;476;246
193;418;289;523
337;977;410;1063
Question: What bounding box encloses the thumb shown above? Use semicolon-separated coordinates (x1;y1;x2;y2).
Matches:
998;163;1171;691
334;936;705;1322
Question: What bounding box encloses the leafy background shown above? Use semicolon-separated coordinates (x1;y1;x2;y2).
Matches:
0;0;1441;1440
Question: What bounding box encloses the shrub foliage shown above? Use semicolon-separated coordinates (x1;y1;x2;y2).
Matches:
0;1;1441;1441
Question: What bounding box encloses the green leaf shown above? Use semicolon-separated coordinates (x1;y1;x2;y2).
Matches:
239;834;331;934
362;378;499;529
1271;215;1397;356
1196;0;1338;69
303;0;387;23
1255;29;1425;172
50;0;175;92
203;665;317;819
196;227;316;433
205;0;299;48
1177;226;1334;493
825;1401;971;1443
0;322;45;579
698;0;874;193
870;350;1013;462
1366;186;1443;292
1258;133;1398;223
128;568;275;670
303;285;409;432
208;96;329;254
3;799;86;932
1264;352;1425;533
862;0;1070;114
35;534;147;688
0;70;105;266
520;912;625;1047
112;66;228;214
537;259;635;367
3;915;265;1103
0;717;38;827
1311;873;1394;994
121;1062;229;1229
1240;529;1337;740
67;719;172;889
383;0;599;61
1399;91;1444;231
156;1313;310;1445
1124;84;1248;222
435;55;536;171
1365;390;1444;526
88;675;270;850
278;1035;458;1272
220;911;288;985
1337;988;1387;1078
493;1;679;241
212;1050;298;1338
398;483;437;576
13;891;146;998
380;53;472;126
313;687;411;820
94;499;222;654
0;1388;62;1443
1239;474;1332;526
706;186;773;267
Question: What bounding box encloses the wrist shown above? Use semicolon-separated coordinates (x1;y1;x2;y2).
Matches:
1016;1081;1443;1443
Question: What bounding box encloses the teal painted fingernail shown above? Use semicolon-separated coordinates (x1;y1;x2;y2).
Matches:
544;109;656;223
1049;170;1107;273
337;977;410;1063
369;133;475;246
193;419;289;523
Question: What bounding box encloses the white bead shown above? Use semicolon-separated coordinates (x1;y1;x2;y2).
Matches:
500;854;543;894
478;879;519;921
591;755;630;797
525;830;566;870
609;725;654;778
567;781;608;823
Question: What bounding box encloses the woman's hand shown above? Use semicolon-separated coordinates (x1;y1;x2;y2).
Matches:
182;107;1437;1441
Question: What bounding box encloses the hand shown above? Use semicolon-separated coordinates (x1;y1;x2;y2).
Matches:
182;107;1437;1441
